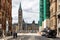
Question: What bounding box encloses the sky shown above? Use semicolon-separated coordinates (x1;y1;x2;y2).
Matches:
12;0;39;24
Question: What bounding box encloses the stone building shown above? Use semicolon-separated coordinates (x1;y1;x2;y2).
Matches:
50;0;57;30
13;20;39;32
18;2;39;32
57;0;60;36
18;3;23;30
27;21;39;30
49;0;60;36
0;0;12;32
22;20;39;30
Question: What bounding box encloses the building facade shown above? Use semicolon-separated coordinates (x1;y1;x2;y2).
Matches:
50;0;57;30
57;0;60;36
27;21;39;30
0;0;12;32
13;20;39;33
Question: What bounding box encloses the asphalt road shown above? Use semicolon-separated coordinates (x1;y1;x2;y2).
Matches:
8;35;60;40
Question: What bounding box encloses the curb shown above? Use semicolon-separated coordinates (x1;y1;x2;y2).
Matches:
0;36;13;40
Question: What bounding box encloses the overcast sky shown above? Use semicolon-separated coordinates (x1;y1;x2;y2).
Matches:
12;0;39;24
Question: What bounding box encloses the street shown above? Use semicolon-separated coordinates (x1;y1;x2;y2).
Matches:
8;35;60;40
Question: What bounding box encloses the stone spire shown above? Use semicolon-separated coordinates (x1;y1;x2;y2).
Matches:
19;2;22;10
18;2;23;30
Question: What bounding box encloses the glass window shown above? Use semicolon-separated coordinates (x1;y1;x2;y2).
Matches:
58;28;60;32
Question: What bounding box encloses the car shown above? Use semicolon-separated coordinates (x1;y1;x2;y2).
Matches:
41;28;48;37
47;30;57;38
41;28;57;38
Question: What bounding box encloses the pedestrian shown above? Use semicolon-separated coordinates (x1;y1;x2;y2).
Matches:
13;30;17;38
13;30;15;38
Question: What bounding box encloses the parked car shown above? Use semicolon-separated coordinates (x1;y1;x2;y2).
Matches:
41;28;57;38
47;30;57;38
41;28;48;37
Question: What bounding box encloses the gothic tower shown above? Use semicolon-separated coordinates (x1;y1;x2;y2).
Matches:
18;3;23;30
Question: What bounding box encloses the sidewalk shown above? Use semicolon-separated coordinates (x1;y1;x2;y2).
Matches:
17;33;41;36
0;36;13;40
0;33;41;40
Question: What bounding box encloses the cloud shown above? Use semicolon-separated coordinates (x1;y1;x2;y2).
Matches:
12;0;39;24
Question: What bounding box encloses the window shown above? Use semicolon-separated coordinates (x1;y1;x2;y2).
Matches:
59;5;60;10
7;0;11;4
50;0;53;3
50;8;53;13
58;28;60;32
50;20;53;27
2;12;4;16
53;0;56;2
58;14;60;23
50;8;53;17
0;13;1;16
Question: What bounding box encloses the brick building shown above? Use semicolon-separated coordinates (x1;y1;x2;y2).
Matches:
0;0;12;32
